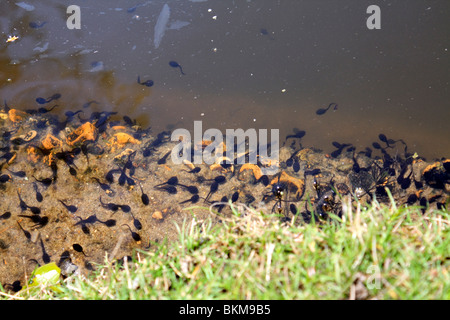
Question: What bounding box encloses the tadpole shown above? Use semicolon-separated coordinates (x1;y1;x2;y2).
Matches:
17;221;31;240
139;183;149;205
0;212;11;220
155;176;178;187
315;102;338;115
184;167;201;174
33;182;43;202
39;238;51;264
179;194;200;204
73;243;87;256
33;175;53;187
92;177;116;197
122;224;141;242
59;200;78;214
205;181;219;202
6;168;26;178
129;212;142;230
169;61;186;75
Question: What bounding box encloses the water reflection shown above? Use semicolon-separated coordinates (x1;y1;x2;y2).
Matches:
1;0;449;159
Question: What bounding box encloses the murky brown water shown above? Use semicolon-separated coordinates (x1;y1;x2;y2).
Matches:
1;0;450;293
2;0;450;159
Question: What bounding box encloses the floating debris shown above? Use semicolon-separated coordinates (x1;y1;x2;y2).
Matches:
6;35;19;43
89;61;104;72
168;20;190;30
33;42;49;53
154;4;170;49
15;2;35;11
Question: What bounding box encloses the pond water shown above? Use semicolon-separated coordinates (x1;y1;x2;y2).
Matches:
1;0;450;160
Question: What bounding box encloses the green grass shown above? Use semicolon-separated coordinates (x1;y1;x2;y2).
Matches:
1;195;449;300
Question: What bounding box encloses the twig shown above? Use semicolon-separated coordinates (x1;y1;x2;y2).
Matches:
0;291;25;300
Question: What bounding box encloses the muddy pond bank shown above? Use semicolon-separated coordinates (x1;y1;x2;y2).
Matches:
0;103;449;291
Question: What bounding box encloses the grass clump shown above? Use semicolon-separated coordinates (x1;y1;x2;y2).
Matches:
1;197;449;300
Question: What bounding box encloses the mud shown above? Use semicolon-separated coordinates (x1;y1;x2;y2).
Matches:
0;105;449;292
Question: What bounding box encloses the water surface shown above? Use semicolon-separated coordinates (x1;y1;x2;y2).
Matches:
1;0;449;159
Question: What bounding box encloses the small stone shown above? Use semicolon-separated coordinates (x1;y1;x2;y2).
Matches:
60;259;79;277
114;148;136;163
152;211;163;220
336;158;354;173
298;148;313;161
278;147;292;163
30;230;40;243
336;183;350;195
183;159;195;170
412;159;428;182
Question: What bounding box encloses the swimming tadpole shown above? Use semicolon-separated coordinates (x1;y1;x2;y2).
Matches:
137;76;154;87
315;102;338;115
169;61;186;75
